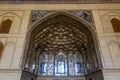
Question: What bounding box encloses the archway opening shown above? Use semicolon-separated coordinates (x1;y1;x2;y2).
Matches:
22;12;101;80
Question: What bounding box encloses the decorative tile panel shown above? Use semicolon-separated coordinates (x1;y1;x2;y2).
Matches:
30;10;94;26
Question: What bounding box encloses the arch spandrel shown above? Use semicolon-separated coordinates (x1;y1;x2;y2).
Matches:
28;11;95;34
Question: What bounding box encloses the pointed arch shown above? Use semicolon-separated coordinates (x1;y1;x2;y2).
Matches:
0;12;22;19
27;11;97;53
22;11;101;77
101;11;120;19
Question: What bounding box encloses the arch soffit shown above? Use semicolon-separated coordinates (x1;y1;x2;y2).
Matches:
28;11;96;36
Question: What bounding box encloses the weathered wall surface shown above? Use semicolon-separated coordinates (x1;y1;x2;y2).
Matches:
93;9;120;80
0;11;30;69
0;3;120;80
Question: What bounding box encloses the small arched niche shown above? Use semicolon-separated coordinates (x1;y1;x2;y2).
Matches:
23;11;101;78
111;18;120;32
0;19;12;33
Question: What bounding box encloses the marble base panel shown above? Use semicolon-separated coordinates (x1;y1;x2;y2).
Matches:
102;69;120;80
0;69;22;80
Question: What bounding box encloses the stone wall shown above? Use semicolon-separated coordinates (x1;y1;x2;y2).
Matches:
93;10;120;69
0;3;120;80
0;10;30;69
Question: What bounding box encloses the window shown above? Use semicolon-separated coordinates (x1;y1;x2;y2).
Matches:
74;52;83;75
39;51;83;76
39;51;48;76
69;53;74;75
40;62;47;73
55;52;67;76
48;53;54;75
111;18;120;32
0;19;12;33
